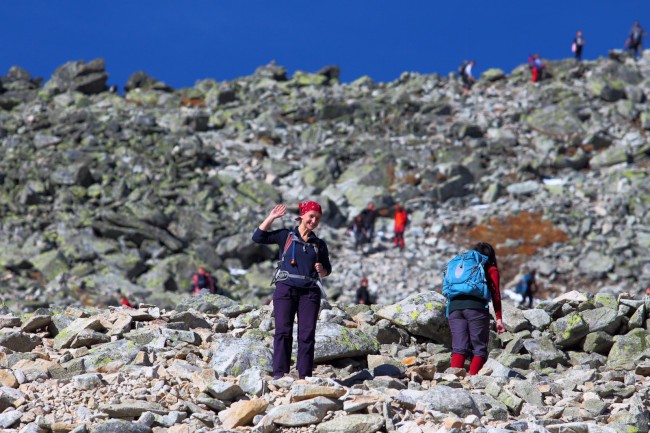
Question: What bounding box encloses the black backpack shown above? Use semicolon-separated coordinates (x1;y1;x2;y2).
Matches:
458;61;468;77
197;273;209;289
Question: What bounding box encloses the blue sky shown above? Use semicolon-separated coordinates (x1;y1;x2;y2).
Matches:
2;1;650;89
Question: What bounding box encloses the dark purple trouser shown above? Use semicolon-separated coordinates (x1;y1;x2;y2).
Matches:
273;282;321;379
448;308;491;358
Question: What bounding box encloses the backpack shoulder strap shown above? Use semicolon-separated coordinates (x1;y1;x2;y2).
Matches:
280;231;295;261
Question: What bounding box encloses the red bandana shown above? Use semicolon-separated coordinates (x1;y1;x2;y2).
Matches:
295;201;323;221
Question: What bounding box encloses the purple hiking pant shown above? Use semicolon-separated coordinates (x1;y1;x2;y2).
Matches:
448;308;491;358
273;282;321;379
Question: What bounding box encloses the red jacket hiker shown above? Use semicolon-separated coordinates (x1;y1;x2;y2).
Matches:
119;293;134;308
192;267;216;294
393;205;408;249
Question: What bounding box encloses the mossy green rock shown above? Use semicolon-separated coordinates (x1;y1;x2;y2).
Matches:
311;322;380;362
375;291;449;345
291;71;328;87
589;78;626;101
81;339;142;372
137;254;201;293
589;145;629;169
402;385;481;417
30;249;69;281
594;293;618;309
582;331;614;355
315;414;384;433
53;317;103;350
580;307;622;334
481;68;506;82
176;293;254;317
211;335;273;376
526;105;584;137
235;179;282;207
551;312;589;347
522;337;567;367
301;155;339;192
90;419;153;433
607;328;649;369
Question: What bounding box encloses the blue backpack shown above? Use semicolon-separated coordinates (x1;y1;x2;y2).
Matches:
442;250;490;316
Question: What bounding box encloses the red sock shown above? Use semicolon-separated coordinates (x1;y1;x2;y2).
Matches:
469;356;486;375
450;353;466;369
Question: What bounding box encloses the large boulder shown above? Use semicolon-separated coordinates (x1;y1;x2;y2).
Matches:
523;336;568;367
267;396;341;426
217;233;275;268
0;331;41;352
137;254;202;293
176;293;254;317
375;292;450;345
45;58;108;95
211;335;273;376
580;307;622;335
550;312;590;348
80;339;142;372
311;322;380;362
607;328;649;369
526;105;584;137
396;386;481;417
578;251;615;279
315;414;384;433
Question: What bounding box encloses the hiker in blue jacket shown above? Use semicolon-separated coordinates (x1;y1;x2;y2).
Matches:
517;268;538;308
252;201;332;379
626;21;646;59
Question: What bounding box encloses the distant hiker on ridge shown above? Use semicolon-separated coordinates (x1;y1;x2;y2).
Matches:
626;21;646;59
572;30;585;61
458;60;476;94
529;54;545;83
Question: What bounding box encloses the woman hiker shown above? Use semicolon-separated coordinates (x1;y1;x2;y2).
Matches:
448;242;505;375
252;201;332;379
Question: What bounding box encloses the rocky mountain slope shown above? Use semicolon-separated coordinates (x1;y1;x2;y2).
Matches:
0;290;648;432
1;52;650;310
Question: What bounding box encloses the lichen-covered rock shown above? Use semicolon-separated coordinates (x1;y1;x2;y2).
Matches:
315;414;385;433
176;293;253;317
267;396;341;426
607;328;649;369
90;419;153;433
80;339;141;372
397;385;481;417
578;251;615;278
210;335;272;376
0;331;41;352
550;312;590;347
580;307;621;335
312;322;379;362
523;337;568;367
375;292;449;345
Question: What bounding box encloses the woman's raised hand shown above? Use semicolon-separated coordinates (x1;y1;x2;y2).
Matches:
269;204;287;220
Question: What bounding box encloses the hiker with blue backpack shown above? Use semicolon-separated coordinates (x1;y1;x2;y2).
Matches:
442;242;504;375
252;201;332;380
516;268;538;308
